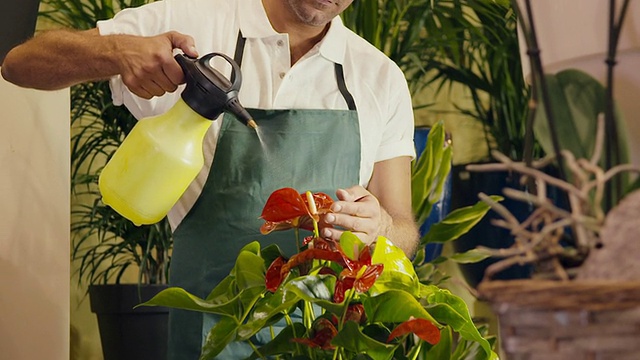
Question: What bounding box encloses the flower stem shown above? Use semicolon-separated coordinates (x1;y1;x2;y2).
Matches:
303;300;315;330
338;290;354;332
294;227;301;253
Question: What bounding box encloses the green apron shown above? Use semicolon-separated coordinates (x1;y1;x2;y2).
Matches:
168;33;361;360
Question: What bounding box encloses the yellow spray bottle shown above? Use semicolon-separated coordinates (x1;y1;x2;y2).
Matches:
99;52;255;225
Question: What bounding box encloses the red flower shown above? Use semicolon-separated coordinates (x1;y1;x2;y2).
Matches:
387;318;441;345
291;317;337;350
333;245;384;303
265;257;286;292
344;303;367;324
260;188;333;235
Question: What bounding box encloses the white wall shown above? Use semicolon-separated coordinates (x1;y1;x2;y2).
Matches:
0;72;70;360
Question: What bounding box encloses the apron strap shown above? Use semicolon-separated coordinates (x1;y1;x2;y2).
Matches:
334;63;357;111
233;31;357;111
232;31;246;83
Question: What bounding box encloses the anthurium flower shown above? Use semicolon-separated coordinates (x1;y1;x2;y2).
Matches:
344;303;367;324
265;256;285;292
260;188;334;235
291;317;337;350
334;245;384;303
387;317;441;345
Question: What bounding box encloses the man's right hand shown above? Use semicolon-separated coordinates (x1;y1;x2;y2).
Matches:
114;31;199;99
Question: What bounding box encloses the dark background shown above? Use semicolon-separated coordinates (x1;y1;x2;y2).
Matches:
0;0;40;63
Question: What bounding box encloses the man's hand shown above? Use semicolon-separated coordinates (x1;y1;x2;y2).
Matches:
1;28;199;97
321;186;392;245
116;31;199;99
320;157;419;257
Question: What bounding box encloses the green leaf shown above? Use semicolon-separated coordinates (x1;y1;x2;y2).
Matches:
235;250;266;290
259;243;285;266
534;69;629;172
370;237;420;296
339;231;365;260
332;321;397;360
205;276;237;301
246;323;308;359
425;325;453;360
287;275;334;302
421;197;501;245
200;315;239;360
285;275;344;315
139;285;264;319
449;249;492;264
425;286;498;360
364;290;438;325
139;287;236;314
238;289;300;341
412;121;452;226
451;324;497;360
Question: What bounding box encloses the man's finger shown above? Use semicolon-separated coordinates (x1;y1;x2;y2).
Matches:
168;31;198;58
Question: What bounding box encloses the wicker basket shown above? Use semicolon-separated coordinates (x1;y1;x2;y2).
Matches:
478;280;640;360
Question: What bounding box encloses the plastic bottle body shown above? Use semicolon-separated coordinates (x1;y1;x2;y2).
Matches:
99;99;213;225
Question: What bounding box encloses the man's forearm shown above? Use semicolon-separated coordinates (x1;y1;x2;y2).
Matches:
1;29;121;90
379;208;420;258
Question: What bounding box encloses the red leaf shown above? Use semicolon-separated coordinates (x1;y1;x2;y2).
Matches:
387;318;441;345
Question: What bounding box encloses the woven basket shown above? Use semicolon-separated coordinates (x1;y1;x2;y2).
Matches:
478;280;640;360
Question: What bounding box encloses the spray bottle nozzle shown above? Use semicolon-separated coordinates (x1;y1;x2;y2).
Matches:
226;97;257;129
175;52;255;129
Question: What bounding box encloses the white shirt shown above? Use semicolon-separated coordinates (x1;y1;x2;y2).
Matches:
97;0;416;230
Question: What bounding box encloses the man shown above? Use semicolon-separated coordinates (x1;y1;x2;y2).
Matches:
2;0;419;358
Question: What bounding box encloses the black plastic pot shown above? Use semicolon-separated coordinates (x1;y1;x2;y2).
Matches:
0;0;40;63
89;284;169;360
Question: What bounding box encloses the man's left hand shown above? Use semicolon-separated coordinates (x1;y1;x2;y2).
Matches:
321;185;392;245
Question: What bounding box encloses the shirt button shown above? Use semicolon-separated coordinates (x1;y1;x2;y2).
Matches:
279;72;286;79
276;39;284;47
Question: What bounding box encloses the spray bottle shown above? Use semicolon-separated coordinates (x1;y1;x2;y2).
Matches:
99;52;255;225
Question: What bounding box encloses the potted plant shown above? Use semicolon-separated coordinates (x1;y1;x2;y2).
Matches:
134;120;500;359
141;186;498;359
458;0;640;357
39;0;170;359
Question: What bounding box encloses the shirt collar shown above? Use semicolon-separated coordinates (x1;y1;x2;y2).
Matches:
238;0;347;64
238;0;279;39
318;16;347;65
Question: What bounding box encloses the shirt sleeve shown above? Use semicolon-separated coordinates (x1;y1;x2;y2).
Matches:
375;63;416;162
